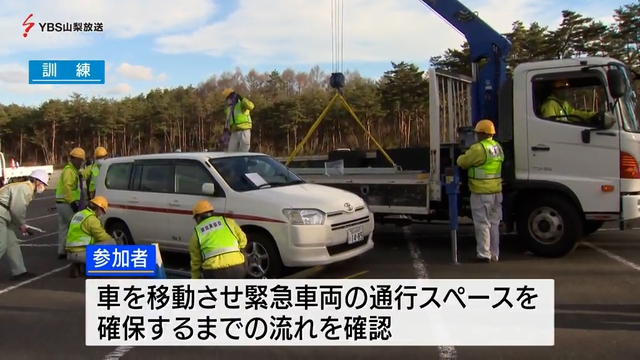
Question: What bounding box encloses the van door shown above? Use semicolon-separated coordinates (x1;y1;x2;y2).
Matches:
527;70;620;213
171;160;227;250
128;160;176;244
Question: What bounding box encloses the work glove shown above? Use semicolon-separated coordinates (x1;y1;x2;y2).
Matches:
70;201;79;213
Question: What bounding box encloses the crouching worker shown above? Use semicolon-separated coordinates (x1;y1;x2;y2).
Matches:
66;196;117;278
189;200;247;279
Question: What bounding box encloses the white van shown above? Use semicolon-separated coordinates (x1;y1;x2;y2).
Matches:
94;152;375;278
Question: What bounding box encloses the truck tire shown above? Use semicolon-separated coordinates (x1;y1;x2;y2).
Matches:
583;220;605;236
516;195;582;258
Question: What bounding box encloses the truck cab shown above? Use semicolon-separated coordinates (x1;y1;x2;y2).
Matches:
494;57;640;256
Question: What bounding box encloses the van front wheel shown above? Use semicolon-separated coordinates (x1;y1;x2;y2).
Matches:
517;195;582;258
244;232;284;279
106;221;135;245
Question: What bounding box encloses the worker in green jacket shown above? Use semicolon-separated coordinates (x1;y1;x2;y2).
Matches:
55;147;91;260
221;88;255;152
456;120;504;263
540;80;597;122
87;146;108;200
66;196;117;278
189;200;248;279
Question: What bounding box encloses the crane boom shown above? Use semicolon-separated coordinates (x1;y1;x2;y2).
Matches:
419;0;512;126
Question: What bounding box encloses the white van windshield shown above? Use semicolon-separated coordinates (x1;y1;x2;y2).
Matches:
209;155;305;192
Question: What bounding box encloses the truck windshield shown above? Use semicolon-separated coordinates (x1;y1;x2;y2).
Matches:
209;155;305;192
615;64;640;132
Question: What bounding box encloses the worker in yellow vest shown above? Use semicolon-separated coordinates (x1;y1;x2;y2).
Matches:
456;120;505;263
66;196;116;278
540;80;597;123
0;170;49;281
55;147;91;260
87;147;108;199
221;88;255;152
189;200;248;279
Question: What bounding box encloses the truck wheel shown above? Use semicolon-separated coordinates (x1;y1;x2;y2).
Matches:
244;232;284;279
583;220;605;236
516;195;582;258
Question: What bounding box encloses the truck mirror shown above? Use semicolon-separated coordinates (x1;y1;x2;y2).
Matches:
607;69;627;99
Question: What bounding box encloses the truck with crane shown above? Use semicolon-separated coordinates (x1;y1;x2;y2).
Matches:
277;0;640;258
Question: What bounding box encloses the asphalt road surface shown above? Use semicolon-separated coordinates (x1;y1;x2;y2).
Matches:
1;190;639;359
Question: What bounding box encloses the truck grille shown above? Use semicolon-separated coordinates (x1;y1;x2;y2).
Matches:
330;215;370;231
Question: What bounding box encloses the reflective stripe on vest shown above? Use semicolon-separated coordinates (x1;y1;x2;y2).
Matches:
66;209;95;247
195;216;239;260
89;163;101;192
225;102;252;126
55;164;81;202
468;139;504;180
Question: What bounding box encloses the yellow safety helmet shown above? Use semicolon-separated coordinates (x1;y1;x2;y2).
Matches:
90;196;109;212
475;119;496;135
552;79;569;88
95;147;108;158
192;200;214;216
221;88;234;98
69;147;86;160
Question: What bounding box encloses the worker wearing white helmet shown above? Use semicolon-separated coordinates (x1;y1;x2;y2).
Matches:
0;169;49;281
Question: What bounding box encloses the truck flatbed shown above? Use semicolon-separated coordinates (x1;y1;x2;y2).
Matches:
294;169;432;216
300;172;429;184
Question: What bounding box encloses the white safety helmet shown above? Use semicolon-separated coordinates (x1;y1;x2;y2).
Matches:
29;169;49;186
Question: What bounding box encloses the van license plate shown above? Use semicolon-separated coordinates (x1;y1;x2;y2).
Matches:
347;226;365;244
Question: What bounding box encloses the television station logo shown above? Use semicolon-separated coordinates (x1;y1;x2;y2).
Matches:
22;14;104;38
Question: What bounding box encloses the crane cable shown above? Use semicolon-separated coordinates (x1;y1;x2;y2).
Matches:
285;0;397;167
331;0;344;75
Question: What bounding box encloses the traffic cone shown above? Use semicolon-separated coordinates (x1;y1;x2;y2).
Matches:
153;243;167;279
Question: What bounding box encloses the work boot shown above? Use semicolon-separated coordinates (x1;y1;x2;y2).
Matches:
10;271;37;282
69;263;81;278
58;254;67;260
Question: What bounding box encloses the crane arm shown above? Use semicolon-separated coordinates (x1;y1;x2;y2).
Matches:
419;0;512;126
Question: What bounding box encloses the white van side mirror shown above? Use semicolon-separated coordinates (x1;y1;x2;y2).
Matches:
201;183;215;195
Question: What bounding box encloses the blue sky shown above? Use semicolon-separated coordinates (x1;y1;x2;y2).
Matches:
0;0;629;106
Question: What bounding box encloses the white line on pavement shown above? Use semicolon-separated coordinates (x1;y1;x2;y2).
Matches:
33;196;55;201
404;226;457;360
0;264;69;296
597;227;640;232
28;213;56;221
103;346;134;360
583;242;640;272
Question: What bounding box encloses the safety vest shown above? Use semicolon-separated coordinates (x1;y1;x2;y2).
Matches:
195;216;240;260
66;208;96;247
55;164;81;203
468;139;504;180
225;102;252;129
88;163;101;192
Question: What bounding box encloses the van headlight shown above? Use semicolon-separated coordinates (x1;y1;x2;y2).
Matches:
282;209;326;225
